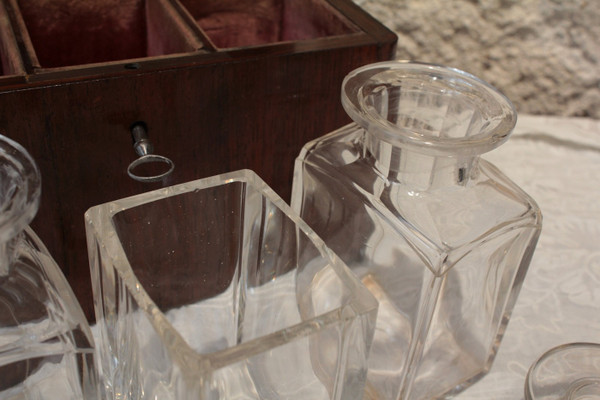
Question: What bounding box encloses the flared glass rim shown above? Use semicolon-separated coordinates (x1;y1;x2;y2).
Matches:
0;134;41;242
525;342;600;400
341;60;517;156
86;169;378;372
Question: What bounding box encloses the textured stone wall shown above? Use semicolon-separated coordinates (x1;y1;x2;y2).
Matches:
355;0;600;119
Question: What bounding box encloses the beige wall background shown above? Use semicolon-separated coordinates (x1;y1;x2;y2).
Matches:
355;0;600;119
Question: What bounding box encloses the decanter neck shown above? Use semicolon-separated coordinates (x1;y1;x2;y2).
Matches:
364;130;478;190
0;135;40;276
341;61;517;191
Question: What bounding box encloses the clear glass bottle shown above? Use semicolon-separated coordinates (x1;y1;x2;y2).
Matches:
0;135;99;399
85;169;378;400
291;61;542;400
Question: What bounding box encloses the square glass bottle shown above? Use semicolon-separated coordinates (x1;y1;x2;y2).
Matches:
291;61;542;400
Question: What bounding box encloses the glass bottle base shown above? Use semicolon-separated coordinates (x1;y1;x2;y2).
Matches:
525;343;600;400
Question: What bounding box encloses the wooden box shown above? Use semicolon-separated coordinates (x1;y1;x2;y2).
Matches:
0;0;396;318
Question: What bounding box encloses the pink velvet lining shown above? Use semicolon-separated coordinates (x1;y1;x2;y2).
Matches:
182;0;358;48
17;0;147;68
14;0;357;68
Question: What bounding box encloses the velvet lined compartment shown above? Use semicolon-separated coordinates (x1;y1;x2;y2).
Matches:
5;0;359;69
181;0;359;49
14;0;202;68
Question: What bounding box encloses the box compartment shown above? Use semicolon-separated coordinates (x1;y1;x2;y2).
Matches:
178;0;359;49
9;0;205;68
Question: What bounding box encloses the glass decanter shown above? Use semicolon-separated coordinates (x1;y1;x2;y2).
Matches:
291;61;542;400
0;135;99;399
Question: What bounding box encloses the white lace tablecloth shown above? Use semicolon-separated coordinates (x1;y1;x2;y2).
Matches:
456;115;600;399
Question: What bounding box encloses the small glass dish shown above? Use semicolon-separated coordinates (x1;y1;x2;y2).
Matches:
85;169;378;399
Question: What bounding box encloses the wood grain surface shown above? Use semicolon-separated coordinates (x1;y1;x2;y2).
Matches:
0;0;397;319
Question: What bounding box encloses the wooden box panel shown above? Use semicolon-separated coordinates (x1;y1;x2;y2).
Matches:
0;0;396;318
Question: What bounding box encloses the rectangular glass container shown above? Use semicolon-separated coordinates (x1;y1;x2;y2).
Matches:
85;169;378;399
